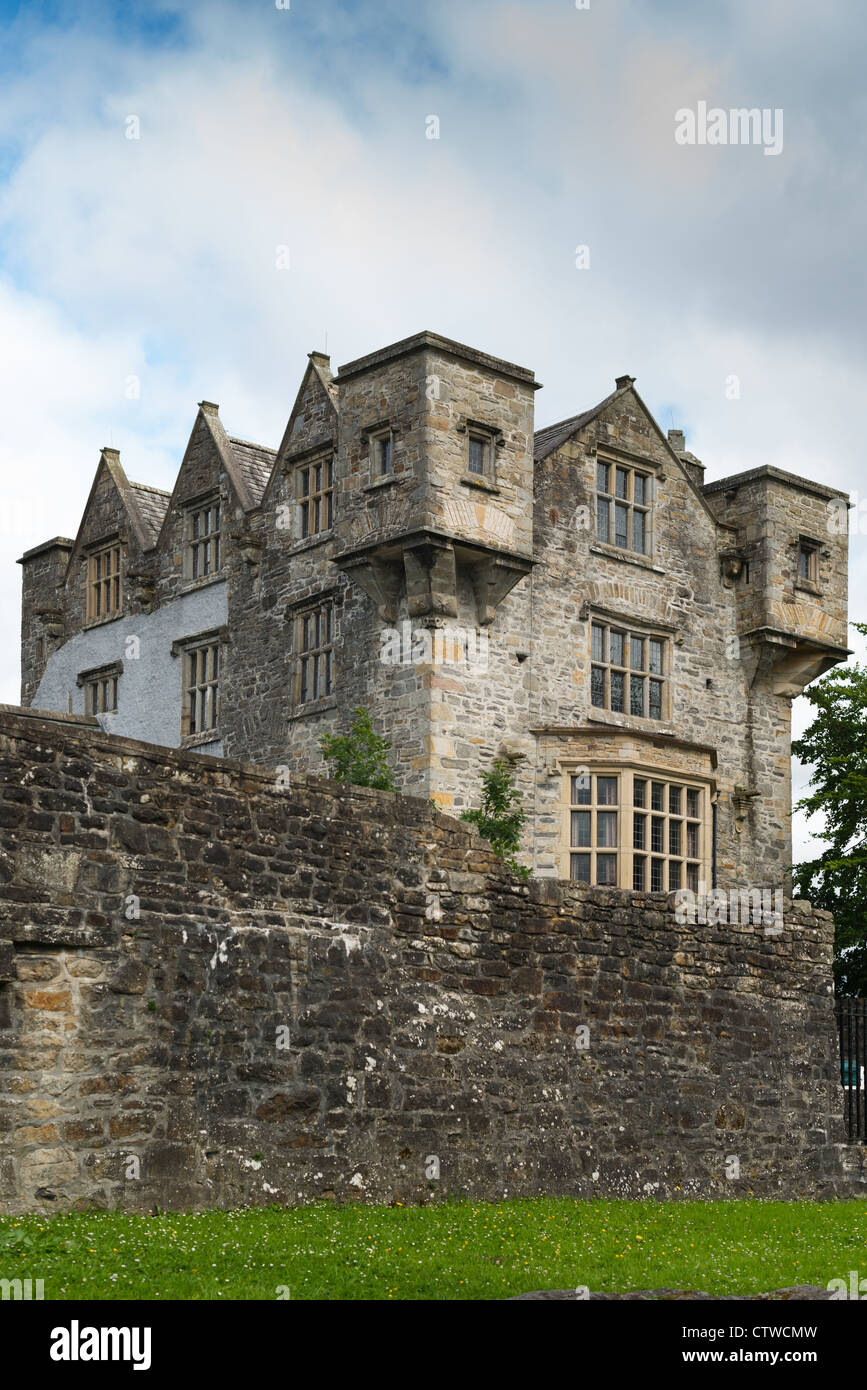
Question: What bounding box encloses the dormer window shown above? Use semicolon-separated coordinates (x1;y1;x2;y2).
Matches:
596;461;651;554
297;455;334;538
186;499;221;580
87;541;123;620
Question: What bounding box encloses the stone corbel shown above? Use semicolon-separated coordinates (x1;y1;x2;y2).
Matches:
126;568;157;612
339;554;401;624
470;554;532;627
403;535;458;620
231;530;264;568
732;785;760;833
720;549;747;587
35;607;64;639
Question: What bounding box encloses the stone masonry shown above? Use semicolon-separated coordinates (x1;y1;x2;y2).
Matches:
18;331;851;892
0;707;863;1214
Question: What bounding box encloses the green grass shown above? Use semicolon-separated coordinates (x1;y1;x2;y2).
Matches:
1;1198;865;1300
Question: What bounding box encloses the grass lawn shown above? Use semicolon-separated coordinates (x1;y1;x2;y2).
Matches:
1;1198;865;1300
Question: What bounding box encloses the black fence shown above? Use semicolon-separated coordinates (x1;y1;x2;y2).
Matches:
836;997;867;1141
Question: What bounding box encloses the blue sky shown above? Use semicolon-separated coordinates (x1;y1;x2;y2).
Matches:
1;0;865;858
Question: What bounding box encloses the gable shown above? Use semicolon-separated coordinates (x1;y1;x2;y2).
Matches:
537;380;721;536
152;402;274;555
262;354;338;510
63;450;153;583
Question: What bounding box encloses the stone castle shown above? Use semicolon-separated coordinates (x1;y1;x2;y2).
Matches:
19;331;850;888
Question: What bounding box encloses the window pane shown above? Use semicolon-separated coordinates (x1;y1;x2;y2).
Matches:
633;510;646;554
651;817;664;852
633;857;646;891
630;676;644;717
596;461;609;493
571;810;591;847
615;467;628;499
651;782;664;811
669;820;681;856
597;777;618;805
633;779;646;807
591;666;606;707
597;811;617;847
469;437;484;473
651;859;663;891
686;822;699;858
571;774;591;805
668;860;682;891
597;497;610;544
596;855;617;886
614;503;628;548
633;813;645;850
649;640;663;674
630;636;645;670
633;474;647;506
591;623;605;662
686;863;699;893
571;853;591;884
610;630;624;666
669;786;682;815
687;788;700;819
649;680;662;720
610;671;624;712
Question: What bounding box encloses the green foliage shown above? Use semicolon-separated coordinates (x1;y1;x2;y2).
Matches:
792;623;867;994
461;758;530;879
319;707;396;792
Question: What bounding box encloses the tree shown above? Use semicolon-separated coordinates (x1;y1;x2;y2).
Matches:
319;708;396;792
461;758;530;879
792;623;867;994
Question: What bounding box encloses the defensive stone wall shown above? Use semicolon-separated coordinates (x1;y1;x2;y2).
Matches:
0;706;862;1214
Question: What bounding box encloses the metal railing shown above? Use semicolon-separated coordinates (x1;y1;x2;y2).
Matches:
836;997;867;1141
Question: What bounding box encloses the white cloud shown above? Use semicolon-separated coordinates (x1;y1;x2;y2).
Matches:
0;0;862;879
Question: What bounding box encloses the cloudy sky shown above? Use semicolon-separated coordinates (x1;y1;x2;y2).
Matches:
0;0;864;859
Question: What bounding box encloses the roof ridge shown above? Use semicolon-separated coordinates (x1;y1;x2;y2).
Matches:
228;435;277;453
129;481;171;496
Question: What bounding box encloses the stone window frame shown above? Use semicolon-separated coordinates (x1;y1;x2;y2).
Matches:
589;618;670;721
595;454;653;557
172;627;228;744
795;535;822;592
86;537;124;622
290;595;336;710
77;659;123;716
183;493;222;582
564;765;712;891
366;421;394;482
566;770;621;887
296;450;335;540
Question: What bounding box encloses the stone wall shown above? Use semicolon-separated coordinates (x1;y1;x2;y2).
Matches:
0;706;861;1215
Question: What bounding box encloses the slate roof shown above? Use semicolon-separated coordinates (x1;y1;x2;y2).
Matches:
533;389;620;461
128;483;170;548
228;438;277;505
